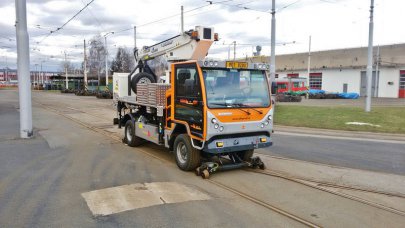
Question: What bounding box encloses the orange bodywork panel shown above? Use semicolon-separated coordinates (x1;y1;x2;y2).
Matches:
208;107;271;123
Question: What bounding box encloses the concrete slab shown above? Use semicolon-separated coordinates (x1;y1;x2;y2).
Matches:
82;182;211;216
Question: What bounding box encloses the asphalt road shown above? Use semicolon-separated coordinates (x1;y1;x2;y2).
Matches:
261;133;405;176
1;89;404;227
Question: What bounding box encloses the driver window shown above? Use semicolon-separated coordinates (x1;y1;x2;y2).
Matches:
175;67;201;99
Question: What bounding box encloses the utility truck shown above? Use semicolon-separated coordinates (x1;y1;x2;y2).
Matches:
113;26;273;178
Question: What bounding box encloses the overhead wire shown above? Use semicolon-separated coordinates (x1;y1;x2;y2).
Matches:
37;0;96;45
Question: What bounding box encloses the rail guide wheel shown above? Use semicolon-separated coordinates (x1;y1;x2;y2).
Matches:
201;169;210;179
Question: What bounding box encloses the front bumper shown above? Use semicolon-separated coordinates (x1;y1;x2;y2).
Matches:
202;134;272;154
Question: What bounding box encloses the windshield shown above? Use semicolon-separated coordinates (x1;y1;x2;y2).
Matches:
202;68;270;108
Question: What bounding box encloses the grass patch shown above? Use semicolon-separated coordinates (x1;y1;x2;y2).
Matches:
274;105;405;134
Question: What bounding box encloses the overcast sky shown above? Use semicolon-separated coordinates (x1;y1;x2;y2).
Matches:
0;0;404;71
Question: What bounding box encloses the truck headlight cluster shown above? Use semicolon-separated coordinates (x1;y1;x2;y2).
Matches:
212;118;224;131
267;115;272;120
260;121;270;128
255;63;269;70
204;61;218;67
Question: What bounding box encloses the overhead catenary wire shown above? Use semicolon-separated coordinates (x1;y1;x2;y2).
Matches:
37;0;96;45
113;0;234;34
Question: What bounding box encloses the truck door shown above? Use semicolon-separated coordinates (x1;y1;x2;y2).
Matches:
173;63;204;139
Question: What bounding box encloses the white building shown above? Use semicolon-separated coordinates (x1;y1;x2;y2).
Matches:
250;43;405;98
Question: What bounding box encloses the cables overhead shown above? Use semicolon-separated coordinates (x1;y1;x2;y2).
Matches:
114;0;233;34
37;0;96;44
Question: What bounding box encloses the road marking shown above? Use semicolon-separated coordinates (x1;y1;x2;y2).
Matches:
82;182;210;216
275;131;405;144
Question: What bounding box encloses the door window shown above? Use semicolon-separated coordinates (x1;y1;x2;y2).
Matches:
174;64;204;138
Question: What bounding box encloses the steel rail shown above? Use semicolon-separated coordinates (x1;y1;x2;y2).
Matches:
35;100;322;227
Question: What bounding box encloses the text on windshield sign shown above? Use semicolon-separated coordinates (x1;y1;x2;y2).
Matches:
226;61;248;69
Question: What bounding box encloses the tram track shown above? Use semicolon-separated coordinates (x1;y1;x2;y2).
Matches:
246;169;405;217
35;100;405;224
35;101;322;227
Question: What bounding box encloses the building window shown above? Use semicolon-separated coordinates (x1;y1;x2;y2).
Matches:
287;73;299;78
400;70;405;89
275;74;279;79
309;73;322;89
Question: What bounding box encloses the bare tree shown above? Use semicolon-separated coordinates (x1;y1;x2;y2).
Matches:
88;37;106;85
111;47;134;73
60;60;76;74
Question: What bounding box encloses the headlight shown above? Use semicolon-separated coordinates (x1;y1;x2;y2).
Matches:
211;118;217;124
264;121;269;126
214;123;219;129
209;61;214;66
214;61;218;66
268;115;272;120
219;126;224;132
260;123;265;128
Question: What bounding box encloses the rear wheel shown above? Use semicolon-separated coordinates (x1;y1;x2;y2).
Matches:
238;149;254;161
174;134;201;171
124;119;144;147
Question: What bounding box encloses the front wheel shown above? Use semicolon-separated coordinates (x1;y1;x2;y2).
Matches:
174;134;201;171
124;119;144;147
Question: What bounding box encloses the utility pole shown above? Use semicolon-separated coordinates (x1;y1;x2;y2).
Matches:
40;61;43;85
307;35;311;99
228;44;231;60
181;6;184;34
34;64;38;89
15;0;33;138
64;51;68;89
84;39;87;89
270;0;276;91
374;45;380;97
365;0;374;112
104;32;114;87
233;41;236;60
134;26;137;50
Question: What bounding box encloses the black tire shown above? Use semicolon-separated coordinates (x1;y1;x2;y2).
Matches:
173;134;201;171
131;72;156;93
124;119;144;147
238;149;254;161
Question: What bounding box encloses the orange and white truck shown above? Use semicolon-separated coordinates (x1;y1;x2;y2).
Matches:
113;26;273;178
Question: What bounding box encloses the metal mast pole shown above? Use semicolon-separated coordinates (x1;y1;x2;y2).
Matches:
40;61;43;85
84;39;87;89
105;35;108;86
64;51;68;89
134;26;137;49
270;0;276;90
307;35;311;98
365;0;374;112
15;0;33;138
181;6;184;34
233;41;236;60
374;45;380;97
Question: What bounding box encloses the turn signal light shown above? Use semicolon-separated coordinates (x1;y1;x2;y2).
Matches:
216;142;224;147
260;138;267;143
214;33;219;41
191;31;199;39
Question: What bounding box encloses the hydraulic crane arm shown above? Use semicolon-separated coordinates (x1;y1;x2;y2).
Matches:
135;26;218;62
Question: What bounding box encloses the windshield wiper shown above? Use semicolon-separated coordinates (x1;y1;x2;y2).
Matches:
210;102;229;107
210;102;251;115
233;103;263;114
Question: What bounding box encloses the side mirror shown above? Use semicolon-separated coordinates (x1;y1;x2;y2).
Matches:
271;82;278;94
